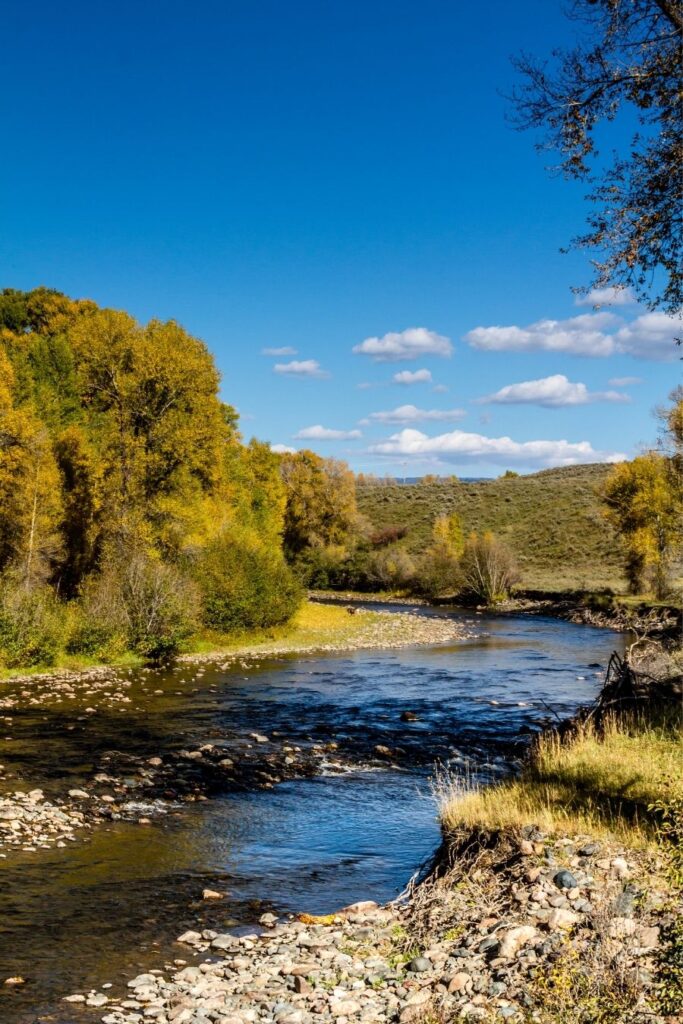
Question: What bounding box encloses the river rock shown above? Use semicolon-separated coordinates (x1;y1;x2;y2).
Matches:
406;957;431;973
447;972;471;993
498;926;537;958
553;870;578;890
202;888;224;900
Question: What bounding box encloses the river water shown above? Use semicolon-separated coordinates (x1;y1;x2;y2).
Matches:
0;605;624;1024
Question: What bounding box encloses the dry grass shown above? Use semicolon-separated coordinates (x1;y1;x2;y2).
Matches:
439;712;683;843
193;600;386;652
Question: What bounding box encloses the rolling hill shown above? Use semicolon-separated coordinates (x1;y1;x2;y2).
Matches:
357;463;626;593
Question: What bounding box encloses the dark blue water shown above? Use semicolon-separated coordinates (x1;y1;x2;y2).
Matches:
0;607;623;1022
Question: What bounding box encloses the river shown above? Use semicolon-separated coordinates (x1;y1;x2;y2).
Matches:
0;605;624;1024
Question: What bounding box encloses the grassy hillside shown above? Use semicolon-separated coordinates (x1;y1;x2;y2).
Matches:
357;463;626;592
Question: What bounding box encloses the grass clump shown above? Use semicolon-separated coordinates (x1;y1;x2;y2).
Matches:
524;937;641;1024
439;712;683;844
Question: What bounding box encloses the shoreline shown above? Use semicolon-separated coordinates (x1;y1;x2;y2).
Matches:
311;587;681;636
60;827;676;1024
63;669;681;1024
0;601;471;689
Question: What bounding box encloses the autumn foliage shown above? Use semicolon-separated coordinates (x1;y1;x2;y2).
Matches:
0;288;301;666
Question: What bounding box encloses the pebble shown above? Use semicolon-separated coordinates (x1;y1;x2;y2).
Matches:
406;957;431;973
553;869;578;890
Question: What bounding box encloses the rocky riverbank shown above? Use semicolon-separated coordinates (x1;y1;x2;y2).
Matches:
57;828;676;1024
495;594;681;638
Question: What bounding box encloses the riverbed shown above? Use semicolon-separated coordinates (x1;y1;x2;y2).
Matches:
0;605;624;1024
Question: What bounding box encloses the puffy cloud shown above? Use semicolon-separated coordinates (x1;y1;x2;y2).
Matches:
365;404;466;425
608;376;642;387
575;287;635;307
393;368;433;384
262;345;298;356
270;443;296;454
274;359;330;378
368;428;626;469
353;327;452;362
479;374;630;407
464;309;679;360
465;312;618;357
294;425;362;440
614;311;682;359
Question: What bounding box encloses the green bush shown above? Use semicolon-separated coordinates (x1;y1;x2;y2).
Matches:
70;549;199;662
414;547;463;598
196;528;302;632
66;592;127;661
0;582;66;667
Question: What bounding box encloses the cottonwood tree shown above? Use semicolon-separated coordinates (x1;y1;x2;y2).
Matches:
279;450;358;559
511;0;683;314
604;451;680;596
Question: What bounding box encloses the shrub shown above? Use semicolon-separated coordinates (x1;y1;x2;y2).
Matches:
294;543;351;589
415;547;463;598
71;549;199;661
369;525;408;547
460;531;519;605
0;581;66;667
195;528;302;632
66;581;128;660
363;547;417;592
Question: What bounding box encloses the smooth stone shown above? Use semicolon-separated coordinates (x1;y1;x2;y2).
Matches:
553;870;578;890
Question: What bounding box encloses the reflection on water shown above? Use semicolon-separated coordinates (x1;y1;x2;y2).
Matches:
0;607;624;1023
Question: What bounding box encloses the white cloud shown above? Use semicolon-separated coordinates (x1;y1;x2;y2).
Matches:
368;428;626;469
365;404;466;425
575;287;635;308
270;443;296;454
479;374;630;407
432;383;449;393
464;309;680;360
274;359;331;378
263;346;298;356
614;311;682;359
608;376;642;387
393;368;433;385
354;327;452;362
295;425;362;440
465;312;618;357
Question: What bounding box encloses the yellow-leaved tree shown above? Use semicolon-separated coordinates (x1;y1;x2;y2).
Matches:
604;450;681;598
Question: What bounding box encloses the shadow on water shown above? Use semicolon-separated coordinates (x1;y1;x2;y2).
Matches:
0;607;624;1023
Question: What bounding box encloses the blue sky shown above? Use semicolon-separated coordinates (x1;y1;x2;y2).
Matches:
1;0;678;476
